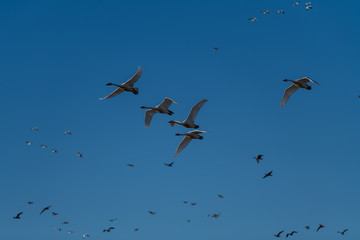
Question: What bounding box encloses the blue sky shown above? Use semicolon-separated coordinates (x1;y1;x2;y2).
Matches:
1;0;360;239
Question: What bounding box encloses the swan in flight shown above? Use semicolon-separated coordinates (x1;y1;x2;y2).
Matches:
169;99;207;129
281;77;319;107
174;130;207;156
141;97;177;128
100;67;143;100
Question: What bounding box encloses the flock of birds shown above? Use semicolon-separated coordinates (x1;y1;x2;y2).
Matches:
10;1;355;239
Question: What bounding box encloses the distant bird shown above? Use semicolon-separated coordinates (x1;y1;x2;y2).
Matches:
218;194;224;199
148;211;156;215
51;149;57;153
305;2;312;5
169;99;208;129
100;66;143;100
62;221;69;224
306;5;312;10
211;212;221;219
187;219;191;223
25;141;32;146
40;205;51;215
261;10;270;14
174;130;207;156
27;201;34;205
127;164;135;168
67;231;73;234
191;202;197;206
292;2;300;6
263;171;273;179
109;218;117;222
248;17;257;21
82;234;90;239
337;229;348;235
316;224;325;232
77;152;83;158
274;231;284;238
164;162;174;167
286;231;298;238
64;131;72;135
305;226;310;229
134;228;139;232
277;10;285;14
52;212;59;216
13;212;23;219
41;145;47;149
213;47;219;51
183;201;188;204
31;127;39;131
253;154;263;163
55;227;61;231
103;227;115;232
141;97;177;128
281;77;319;107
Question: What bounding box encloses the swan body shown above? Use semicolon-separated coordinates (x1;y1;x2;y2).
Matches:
141;97;177;128
174;130;207;156
169;99;207;129
100;67;143;100
281;77;319;107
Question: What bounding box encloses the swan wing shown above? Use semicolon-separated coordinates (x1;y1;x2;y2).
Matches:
145;110;156;128
174;136;192;156
185;99;208;123
296;77;319;85
281;85;299;107
156;97;176;109
100;88;124;100
123;66;143;87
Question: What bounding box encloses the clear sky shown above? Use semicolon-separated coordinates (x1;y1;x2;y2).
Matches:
1;0;360;239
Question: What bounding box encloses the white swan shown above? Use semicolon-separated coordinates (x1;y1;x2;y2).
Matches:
174;130;207;156
281;77;319;107
169;99;207;129
141;97;177;128
100;67;143;100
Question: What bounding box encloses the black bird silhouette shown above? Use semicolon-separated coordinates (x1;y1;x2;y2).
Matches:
109;218;117;222
13;212;23;219
164;162;174;167
187;219;191;222
77;152;83;158
103;227;115;232
337;229;348;235
211;212;221;219
40;205;51;215
286;231;297;238
27;201;34;205
52;212;59;216
213;47;219;51
134;228;139;232
191;202;197;206
127;164;135;168
274;231;284;238
316;224;325;232
254;154;263;163
148;211;156;215
263;171;273;179
218;194;224;199
183;201;188;204
62;221;69;225
55;227;61;231
305;226;310;230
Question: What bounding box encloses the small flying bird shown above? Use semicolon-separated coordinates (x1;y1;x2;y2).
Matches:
191;202;197;206
77;152;83;158
55;227;61;231
169;99;208;129
52;212;59;216
183;201;188;204
141;97;177;128
27;201;34;205
274;231;284;238
261;10;270;14
292;2;300;6
82;234;90;238
286;231;298;238
305;2;312;5
316;224;325;232
187;219;191;223
25;141;32;146
13;212;23;219
248;17;257;21
263;171;273;179
211;212;221;219
134;228;139;232
213;47;219;51
62;221;69;225
253;154;263;163
148;211;156;215
109;218;117;222
31;127;39;131
337;229;348;235
40;205;51;215
218;194;224;199
51;149;57;153
41;145;47;148
64;131;72;135
100;66;143;99
305;226;310;229
67;231;73;234
174;130;208;156
103;227;115;232
281;77;319;107
163;162;174;167
277;10;285;14
127;164;135;168
306;5;312;10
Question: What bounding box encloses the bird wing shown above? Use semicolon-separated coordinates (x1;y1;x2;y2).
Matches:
123;66;143;87
185;99;208;123
296;77;319;85
189;130;208;134
145;110;156;128
100;88;124;100
281;84;299;107
16;212;23;218
174;136;192;156
156;97;176;109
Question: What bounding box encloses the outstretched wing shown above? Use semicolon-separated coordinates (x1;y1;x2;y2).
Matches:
145;110;156;128
174;136;192;156
296;77;319;85
156;97;176;109
123;66;143;87
185;99;208;123
189;130;208;134
100;88;124;100
281;85;299;107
